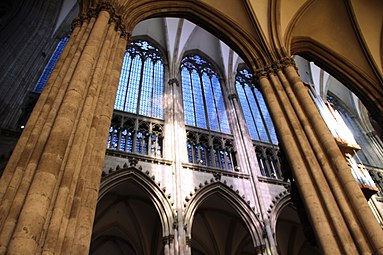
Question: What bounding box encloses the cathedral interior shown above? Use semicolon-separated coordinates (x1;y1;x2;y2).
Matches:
0;0;382;254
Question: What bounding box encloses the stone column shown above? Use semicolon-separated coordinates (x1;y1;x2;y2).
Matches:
256;70;345;254
57;25;127;255
282;60;383;254
0;3;128;255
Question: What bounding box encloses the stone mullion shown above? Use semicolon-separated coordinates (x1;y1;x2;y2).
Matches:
0;20;91;254
269;69;357;253
257;74;342;254
5;10;111;255
277;66;364;254
69;32;127;255
284;64;383;254
41;20;118;255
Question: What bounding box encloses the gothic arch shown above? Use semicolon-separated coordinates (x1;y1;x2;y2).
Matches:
183;181;264;248
268;192;291;237
290;37;383;124
98;166;175;238
80;0;269;71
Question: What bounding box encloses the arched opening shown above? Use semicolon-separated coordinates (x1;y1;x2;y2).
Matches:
291;39;383;132
275;202;320;255
90;167;174;255
90;179;164;255
191;193;255;255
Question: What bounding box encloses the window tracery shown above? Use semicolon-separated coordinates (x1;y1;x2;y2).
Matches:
181;54;235;170
235;67;282;178
107;113;163;157
114;40;164;119
186;129;236;171
108;40;164;158
181;54;230;133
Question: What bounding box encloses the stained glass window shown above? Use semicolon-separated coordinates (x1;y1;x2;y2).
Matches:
235;68;278;144
181;54;231;133
115;40;164;119
34;36;69;93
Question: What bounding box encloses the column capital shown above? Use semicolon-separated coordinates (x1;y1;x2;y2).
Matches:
279;57;298;71
168;78;179;86
162;234;174;245
71;17;82;30
228;93;238;100
254;69;268;81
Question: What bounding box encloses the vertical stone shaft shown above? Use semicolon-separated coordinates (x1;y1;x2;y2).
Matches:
284;64;383;254
258;74;342;254
0;20;90;254
58;27;123;255
274;68;360;254
41;20;118;255
5;10;111;255
70;33;127;254
59;28;126;253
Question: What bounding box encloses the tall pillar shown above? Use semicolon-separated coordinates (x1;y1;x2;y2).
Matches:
281;59;383;254
256;68;356;254
0;3;128;255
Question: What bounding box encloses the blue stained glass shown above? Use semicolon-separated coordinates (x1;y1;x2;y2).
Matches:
187;143;193;163
153;62;164;119
203;73;219;131
207;148;213;166
236;81;259;140
194;145;199;163
182;68;196;126
115;53;132;110
34;37;69;93
219;150;226;169
125;56;142;113
139;59;154;116
191;70;207;129
213;149;220;167
246;86;268;142
254;88;278;144
111;129;119;150
200;146;206;165
226;151;233;170
212;75;231;133
126;131;133;152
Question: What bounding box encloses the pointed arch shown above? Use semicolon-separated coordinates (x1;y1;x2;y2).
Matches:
80;0;270;70
98;167;175;237
291;37;383;125
183;182;264;248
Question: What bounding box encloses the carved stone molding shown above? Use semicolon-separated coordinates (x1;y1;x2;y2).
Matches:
168;78;179;86
227;93;238;100
185;236;191;246
279;57;298;71
71;17;82;29
254;70;268;81
255;244;266;253
162;234;174;245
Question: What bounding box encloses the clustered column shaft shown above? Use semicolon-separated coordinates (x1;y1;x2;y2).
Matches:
0;4;128;255
256;59;383;255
